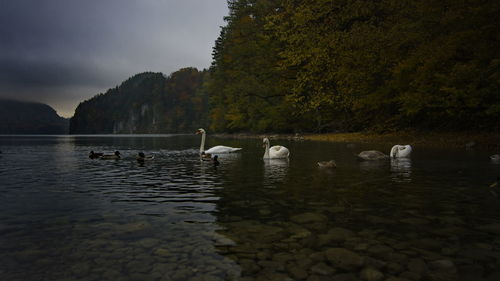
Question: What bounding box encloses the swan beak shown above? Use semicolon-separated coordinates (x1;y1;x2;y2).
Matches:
195;130;201;134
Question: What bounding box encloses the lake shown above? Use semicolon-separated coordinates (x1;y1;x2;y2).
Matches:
0;135;499;281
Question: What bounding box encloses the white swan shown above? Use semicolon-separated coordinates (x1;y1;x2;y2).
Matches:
196;128;242;155
390;145;412;158
263;137;289;159
357;150;388;161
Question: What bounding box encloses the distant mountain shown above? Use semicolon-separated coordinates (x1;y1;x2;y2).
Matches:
70;68;209;134
0;99;68;134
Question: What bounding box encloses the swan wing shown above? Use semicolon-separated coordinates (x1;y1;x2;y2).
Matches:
269;146;289;158
205;145;242;154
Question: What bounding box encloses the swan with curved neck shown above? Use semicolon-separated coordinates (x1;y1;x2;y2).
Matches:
196;128;242;155
263;138;289;159
390;145;412;158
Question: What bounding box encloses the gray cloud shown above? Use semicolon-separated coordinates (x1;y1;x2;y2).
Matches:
0;0;228;117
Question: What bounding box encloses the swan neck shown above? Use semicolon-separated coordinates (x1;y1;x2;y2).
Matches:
200;132;206;154
263;142;270;158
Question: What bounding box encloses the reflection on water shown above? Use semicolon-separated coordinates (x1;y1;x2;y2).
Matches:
358;159;387;172
1;135;500;281
390;158;412;183
263;158;289;187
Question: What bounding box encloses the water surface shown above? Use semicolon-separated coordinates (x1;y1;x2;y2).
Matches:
0;135;499;281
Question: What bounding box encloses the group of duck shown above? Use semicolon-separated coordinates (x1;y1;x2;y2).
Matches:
88;151;154;162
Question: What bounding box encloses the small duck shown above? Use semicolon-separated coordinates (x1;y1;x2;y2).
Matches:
200;151;212;161
357;150;389;161
100;151;121;160
89;151;104;159
317;160;336;168
213;155;220;167
490;177;499;197
136;152;154;162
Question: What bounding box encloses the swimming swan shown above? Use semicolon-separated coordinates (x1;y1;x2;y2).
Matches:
357;150;389;161
196;128;242;155
390;145;412;158
263;137;289;159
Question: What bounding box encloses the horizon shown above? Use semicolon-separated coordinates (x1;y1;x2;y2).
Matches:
0;0;228;118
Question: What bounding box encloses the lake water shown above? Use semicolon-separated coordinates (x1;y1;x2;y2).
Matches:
0;135;499;281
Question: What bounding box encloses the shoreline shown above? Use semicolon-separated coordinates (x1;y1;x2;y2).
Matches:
214;131;500;150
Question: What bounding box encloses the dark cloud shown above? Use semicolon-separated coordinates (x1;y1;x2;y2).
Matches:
0;0;228;117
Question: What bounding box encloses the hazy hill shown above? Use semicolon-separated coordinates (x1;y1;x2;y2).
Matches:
0;99;68;134
70;68;208;134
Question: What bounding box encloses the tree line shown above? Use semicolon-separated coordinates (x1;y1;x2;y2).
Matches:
207;0;499;133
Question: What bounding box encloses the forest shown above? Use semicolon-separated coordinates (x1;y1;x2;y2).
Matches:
207;0;499;133
70;68;209;134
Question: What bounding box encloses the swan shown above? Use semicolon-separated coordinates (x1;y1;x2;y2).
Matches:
317;160;336;168
89;150;103;159
263;137;289;159
196;128;242;155
357;150;389;161
100;151;121;160
390;145;412;158
136;152;154;162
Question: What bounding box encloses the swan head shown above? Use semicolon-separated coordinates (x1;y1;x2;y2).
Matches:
196;128;206;135
263;138;270;147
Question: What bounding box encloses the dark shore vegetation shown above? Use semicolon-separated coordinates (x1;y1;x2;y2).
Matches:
207;0;499;134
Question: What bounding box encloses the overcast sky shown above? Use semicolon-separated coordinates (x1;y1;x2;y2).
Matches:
0;0;228;117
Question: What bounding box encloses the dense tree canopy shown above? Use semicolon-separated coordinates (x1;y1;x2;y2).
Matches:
207;0;500;133
70;68;209;134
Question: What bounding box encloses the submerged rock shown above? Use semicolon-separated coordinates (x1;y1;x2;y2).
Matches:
325;248;364;270
360;266;384;281
291;212;328;224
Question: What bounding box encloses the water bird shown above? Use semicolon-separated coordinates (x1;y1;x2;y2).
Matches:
100;151;121;160
317;160;336;168
89;151;104;159
390;145;412;158
357;150;389;161
200;151;212;161
196;128;242;155
136;152;154;162
213;155;220;167
490;155;500;162
263;137;290;159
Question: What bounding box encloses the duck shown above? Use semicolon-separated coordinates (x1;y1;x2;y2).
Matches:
89;151;104;159
200;151;213;161
136;152;154;162
317;160;336;168
213;155;220;167
490;155;500;162
357;150;389;161
100;151;121;160
390;145;412;158
263;137;290;159
196;128;242;155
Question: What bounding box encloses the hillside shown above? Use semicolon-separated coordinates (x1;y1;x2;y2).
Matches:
0;99;68;134
69;68;208;134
